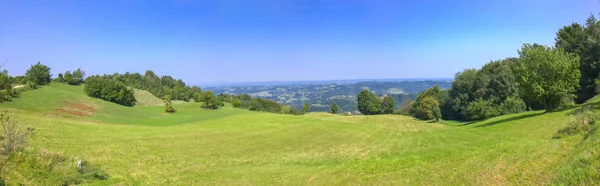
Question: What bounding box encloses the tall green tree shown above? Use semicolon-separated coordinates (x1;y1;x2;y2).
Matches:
555;22;585;55
25;62;51;88
381;96;395;114
415;96;441;121
578;16;600;102
398;98;413;115
199;91;220;109
357;90;382;115
302;103;310;114
514;44;580;111
56;73;64;82
331;103;338;114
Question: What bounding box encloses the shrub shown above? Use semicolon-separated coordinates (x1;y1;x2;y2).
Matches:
231;98;241;107
84;77;136;106
199;91;220;109
25;61;52;88
0;110;34;155
466;99;500;120
396;99;413;115
357;90;382;115
500;97;526;115
413;96;441;120
163;96;176;113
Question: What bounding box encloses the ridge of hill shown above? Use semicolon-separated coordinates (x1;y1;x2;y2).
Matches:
0;83;597;185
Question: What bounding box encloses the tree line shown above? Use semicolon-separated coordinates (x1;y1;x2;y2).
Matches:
398;16;590;121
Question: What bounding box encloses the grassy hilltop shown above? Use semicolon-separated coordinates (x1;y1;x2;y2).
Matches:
0;83;598;185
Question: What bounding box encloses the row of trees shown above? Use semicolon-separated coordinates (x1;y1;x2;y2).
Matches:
213;93;301;115
92;70;202;101
55;68;85;85
356;90;396;115
84;76;137;106
406;18;585;121
556;16;600;103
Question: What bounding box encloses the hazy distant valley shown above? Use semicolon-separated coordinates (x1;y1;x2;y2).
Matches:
206;80;452;112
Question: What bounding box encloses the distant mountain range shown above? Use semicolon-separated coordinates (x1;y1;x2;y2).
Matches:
205;79;453;112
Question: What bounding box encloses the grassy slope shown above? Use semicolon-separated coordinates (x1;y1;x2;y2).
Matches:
0;84;589;185
133;89;164;107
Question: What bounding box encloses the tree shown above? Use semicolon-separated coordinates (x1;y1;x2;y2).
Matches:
357;90;382;115
0;70;15;102
163;95;176;113
84;76;136;106
555;22;585;55
302;103;310;114
64;71;73;85
398;99;413;115
381;96;395;114
577;16;600;103
514;44;581;111
331;103;339;114
199;91;219;109
231;97;241;108
56;73;64;82
66;68;85;85
415;96;441;121
25;61;51;88
465;99;500;120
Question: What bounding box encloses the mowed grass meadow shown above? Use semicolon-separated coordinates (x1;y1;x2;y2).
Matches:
0;83;595;185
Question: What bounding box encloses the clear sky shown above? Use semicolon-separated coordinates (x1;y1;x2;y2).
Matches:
0;0;598;84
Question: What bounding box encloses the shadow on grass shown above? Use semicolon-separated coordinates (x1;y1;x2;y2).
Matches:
474;112;545;128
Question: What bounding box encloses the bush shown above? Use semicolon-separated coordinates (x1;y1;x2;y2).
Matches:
25;62;52;88
500;97;526;115
413;96;441;120
0;110;34;155
465;99;500;120
357;90;382;115
84;77;136;106
231;98;241;107
199;91;220;109
163;96;176;113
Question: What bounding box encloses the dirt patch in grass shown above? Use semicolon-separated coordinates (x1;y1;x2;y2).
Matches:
55;108;89;116
63;101;97;112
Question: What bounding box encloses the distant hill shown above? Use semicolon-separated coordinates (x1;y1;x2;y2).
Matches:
206;80;452;112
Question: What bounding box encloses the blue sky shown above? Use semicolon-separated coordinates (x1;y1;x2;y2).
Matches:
0;0;597;84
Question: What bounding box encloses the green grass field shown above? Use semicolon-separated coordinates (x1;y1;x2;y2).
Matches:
0;83;597;185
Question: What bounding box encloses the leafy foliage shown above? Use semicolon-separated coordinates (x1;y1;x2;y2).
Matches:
25;61;51;88
244;98;300;114
198;91;220;109
0;70;18;102
84;76;136;106
231;97;241;108
63;68;85;85
396;98;413;115
414;96;440;121
382;96;395;114
331;103;338;114
302;103;309;114
163;95;176;113
1;110;34;154
357;90;382;115
514;44;580;111
91;70;201;102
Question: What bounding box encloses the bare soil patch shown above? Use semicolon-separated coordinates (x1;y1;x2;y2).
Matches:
55;108;89;116
63;101;97;112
